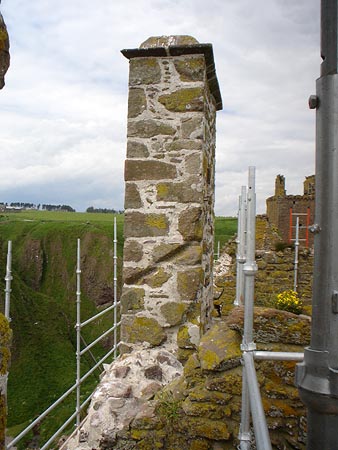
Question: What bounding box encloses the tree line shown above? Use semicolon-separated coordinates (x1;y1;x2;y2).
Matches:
86;206;124;214
0;202;75;212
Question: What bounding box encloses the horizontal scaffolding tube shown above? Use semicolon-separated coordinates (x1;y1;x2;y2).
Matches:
7;339;120;449
80;322;121;356
40;390;95;450
243;352;272;450
253;351;304;362
80;302;120;328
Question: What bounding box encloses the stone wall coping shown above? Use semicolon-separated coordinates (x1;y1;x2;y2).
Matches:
121;43;223;111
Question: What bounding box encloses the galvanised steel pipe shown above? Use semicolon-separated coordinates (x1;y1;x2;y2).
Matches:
242;167;257;350
293;216;299;292
239;168;257;449
243;352;272;450
235;186;247;306
254;351;304;362
4;240;12;321
296;1;338;447
76;238;81;427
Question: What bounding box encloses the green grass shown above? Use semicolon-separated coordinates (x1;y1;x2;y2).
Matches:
0;212;124;448
214;216;237;250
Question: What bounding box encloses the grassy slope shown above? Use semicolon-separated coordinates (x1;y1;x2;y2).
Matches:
0;211;236;447
0;212;124;448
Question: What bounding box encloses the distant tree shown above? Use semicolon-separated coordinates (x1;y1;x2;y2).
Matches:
86;207;118;214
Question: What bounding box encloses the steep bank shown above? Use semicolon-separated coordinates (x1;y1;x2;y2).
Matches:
0;214;124;447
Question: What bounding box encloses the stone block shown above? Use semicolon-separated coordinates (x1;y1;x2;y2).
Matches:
174;56;205;82
121;287;145;313
128;119;176;138
124;212;169;237
156;181;202;203
198;322;242;371
166;139;203;152
176;245;202;265
185;153;202;175
178;207;203;241
144;267;171;288
125;160;177;181
122;316;166;346
177;268;203;301
177;323;200;349
181;116;204;140
125;183;142;209
152;243;182;263
128;88;147;118
124;240;143;262
160;302;188;326
159;87;204;113
126;141;149;158
129;58;161;85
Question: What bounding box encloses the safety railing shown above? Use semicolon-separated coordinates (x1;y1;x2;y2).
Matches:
5;217;121;449
237;168;305;450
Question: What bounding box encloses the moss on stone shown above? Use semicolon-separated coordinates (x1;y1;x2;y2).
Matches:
129;58;161;85
177;268;203;301
160;302;187;326
198;322;241;371
174;57;205;82
122;316;166;346
159;88;204;113
121;287;145;313
145;268;171;288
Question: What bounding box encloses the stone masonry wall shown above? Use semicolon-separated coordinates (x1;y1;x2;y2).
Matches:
121;36;222;353
266;175;315;247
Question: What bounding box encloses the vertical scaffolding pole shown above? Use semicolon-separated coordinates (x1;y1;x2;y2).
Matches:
4;240;12;321
289;207;293;244
75;239;81;428
293;217;299;292
239;168;258;449
296;1;338;447
235;186;247;306
242;167;257;349
113;217;118;358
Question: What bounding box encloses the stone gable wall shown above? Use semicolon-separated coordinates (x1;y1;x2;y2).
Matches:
266;175;315;247
121;36;221;353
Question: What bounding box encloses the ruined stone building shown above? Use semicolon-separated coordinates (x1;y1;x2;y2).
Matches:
266;174;315;247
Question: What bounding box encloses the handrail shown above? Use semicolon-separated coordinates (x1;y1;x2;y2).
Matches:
7;219;121;449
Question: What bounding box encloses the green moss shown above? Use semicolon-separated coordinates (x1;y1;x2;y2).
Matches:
159;88;204;113
123;316;166;346
145;214;168;230
160;302;187;326
156;183;169;198
0;314;11;375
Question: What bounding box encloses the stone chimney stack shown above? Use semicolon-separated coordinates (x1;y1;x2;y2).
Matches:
275;174;286;197
120;36;222;357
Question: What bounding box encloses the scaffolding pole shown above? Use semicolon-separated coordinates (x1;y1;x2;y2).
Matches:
239;167;259;449
293;216;299;292
296;1;338;447
4;240;12;321
113;216;118;358
235;186;247;306
75;239;81;428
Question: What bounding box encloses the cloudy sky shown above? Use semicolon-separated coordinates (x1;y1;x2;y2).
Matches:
0;0;319;215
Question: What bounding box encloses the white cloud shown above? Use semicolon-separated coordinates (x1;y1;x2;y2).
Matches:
0;0;319;213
